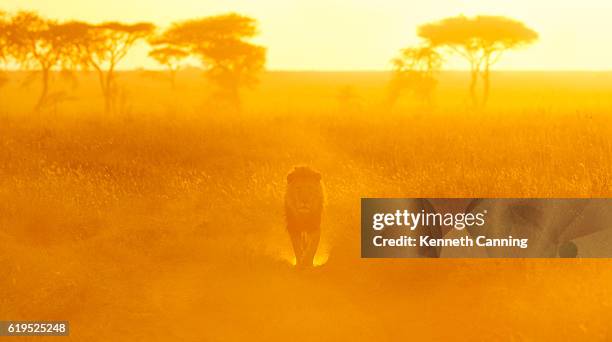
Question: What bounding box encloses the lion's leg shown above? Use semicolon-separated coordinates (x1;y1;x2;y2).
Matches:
303;228;321;267
297;232;309;267
287;226;305;266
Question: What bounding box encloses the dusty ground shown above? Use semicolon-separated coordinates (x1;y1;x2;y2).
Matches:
1;71;612;340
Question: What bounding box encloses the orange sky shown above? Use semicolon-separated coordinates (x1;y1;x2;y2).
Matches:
4;0;612;71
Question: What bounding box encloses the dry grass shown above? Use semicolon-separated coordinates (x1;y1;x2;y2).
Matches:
1;70;612;340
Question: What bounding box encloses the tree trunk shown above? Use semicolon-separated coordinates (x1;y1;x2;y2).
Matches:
35;67;50;111
469;66;479;108
103;92;111;114
482;59;491;107
103;81;111;115
94;67;110;114
96;64;116;115
103;70;115;115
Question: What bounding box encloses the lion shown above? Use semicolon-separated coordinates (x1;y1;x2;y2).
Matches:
285;166;324;268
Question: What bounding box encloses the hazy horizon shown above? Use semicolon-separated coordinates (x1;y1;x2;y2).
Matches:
4;0;612;71
4;67;612;73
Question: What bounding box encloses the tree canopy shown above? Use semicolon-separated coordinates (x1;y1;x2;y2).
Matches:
8;12;84;108
151;13;266;107
0;11;9;65
68;21;155;113
149;46;189;67
418;15;538;106
418;15;537;53
389;45;442;107
155;13;258;45
148;46;189;88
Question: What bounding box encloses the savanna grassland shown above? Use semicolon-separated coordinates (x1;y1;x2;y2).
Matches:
1;70;612;341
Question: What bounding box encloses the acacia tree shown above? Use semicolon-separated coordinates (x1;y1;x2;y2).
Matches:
152;13;266;108
418;15;538;106
9;12;77;110
0;11;11;87
69;21;154;114
148;46;188;88
389;45;442;107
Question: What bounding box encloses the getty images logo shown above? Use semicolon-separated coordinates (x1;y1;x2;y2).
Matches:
371;209;488;231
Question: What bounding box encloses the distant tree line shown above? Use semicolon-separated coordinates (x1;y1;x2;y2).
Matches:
0;11;539;113
390;15;538;109
0;10;266;113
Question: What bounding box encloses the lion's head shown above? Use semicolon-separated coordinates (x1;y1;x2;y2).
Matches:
285;166;324;217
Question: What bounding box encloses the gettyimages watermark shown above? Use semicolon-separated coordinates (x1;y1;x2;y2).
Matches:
361;198;612;258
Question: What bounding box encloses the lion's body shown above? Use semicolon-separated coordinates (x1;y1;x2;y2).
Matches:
285;167;323;267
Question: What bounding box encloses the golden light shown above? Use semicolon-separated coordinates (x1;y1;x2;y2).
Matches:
4;0;612;71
